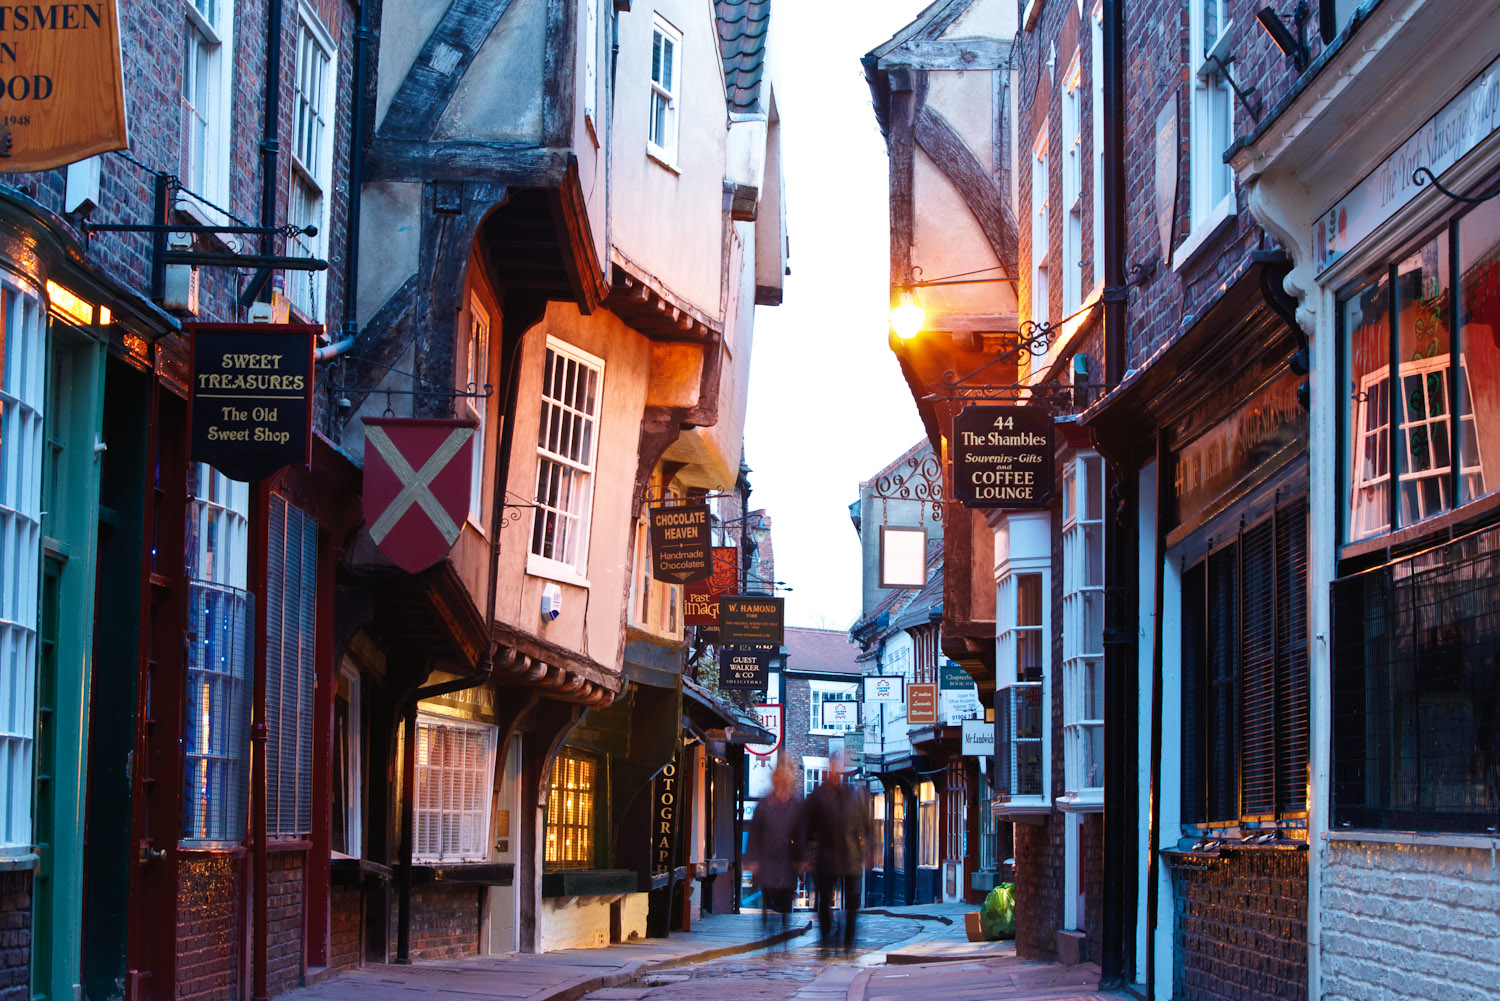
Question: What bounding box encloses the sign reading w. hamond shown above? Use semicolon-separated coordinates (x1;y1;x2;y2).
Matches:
719;595;784;647
952;405;1053;509
648;502;713;584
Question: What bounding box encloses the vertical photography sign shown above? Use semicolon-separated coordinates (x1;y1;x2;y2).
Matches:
0;0;128;172
189;323;316;482
952;406;1054;508
648;502;713;583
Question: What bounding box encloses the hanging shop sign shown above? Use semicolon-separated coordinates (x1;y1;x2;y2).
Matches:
952;406;1053;508
0;0;128;173
651;755;681;872
864;675;905;703
961;718;994;756
719;595;784;646
1317;52;1500;276
940;664;982;725
684;546;738;626
745;704;782;757
843;730;865;771
1154;95;1179;265
361;417;479;573
718;646;772;690
648;502;713;583
189;323;316;482
906;683;938;726
820;700;859;730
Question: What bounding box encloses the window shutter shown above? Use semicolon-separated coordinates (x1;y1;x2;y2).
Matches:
1206;545;1239;824
266;494;286;833
1181;561;1206;825
1275;499;1310;815
1240;519;1277;817
265;495;317;837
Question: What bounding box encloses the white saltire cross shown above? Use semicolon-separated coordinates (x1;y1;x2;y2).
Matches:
365;423;474;545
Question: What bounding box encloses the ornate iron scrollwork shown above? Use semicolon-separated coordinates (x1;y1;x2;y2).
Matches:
1413;167;1500;206
925;318;1105;412
869;449;944;523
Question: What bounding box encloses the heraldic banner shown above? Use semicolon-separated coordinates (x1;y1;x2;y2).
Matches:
361;417;478;573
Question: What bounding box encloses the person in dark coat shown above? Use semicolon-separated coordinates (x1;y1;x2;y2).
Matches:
804;751;873;951
746;755;804;935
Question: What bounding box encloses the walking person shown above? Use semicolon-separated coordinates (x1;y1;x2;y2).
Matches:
805;751;873;952
746;755;804;937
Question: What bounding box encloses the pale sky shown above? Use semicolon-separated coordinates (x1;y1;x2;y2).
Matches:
743;1;931;630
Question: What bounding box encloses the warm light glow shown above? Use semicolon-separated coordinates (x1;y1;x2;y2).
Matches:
98;305;112;325
46;280;95;326
890;290;925;340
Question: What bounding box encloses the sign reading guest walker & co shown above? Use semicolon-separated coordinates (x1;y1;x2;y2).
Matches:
952;405;1053;508
0;0;128;172
189;323;316;482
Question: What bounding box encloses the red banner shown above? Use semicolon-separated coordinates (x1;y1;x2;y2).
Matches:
684;546;738;625
361;417;477;573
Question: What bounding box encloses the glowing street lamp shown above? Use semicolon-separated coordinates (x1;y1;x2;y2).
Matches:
890;289;925;340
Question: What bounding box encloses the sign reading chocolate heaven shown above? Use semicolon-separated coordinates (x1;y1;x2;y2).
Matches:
952;405;1053;508
719;646;772;690
648;502;713;583
189;323;316;482
719;595;784;646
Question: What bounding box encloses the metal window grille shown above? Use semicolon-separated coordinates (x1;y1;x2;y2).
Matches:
1332;523;1500;833
530;343;601;572
1182;497;1309;827
414;716;496;863
1062;454;1106;795
266;494;317;838
0;284;44;849
544;750;596;869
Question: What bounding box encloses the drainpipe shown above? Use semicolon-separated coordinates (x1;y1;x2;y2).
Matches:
1145;429;1169;999
314;0;372;363
1098;0;1133;990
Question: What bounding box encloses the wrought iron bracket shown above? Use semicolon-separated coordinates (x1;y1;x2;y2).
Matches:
869;448;944;523
1413;166;1500;205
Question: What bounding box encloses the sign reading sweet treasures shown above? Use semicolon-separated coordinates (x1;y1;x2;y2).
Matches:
648;502;713;583
0;0;128;172
952;406;1053;508
189;324;316;482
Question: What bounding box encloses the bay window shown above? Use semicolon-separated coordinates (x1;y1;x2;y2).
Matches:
995;510;1052;813
1061;453;1105;806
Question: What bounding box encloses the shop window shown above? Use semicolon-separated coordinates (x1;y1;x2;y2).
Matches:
1340;197;1500;543
1332;523;1500;833
647;16;680;165
332;664;362;856
0;284;45;851
1062;58;1083;315
544;749;597;869
183;463;252;843
997;569;1047;804
1061;454;1105;804
803;759;827;798
918;781;938;868
1186;0;1233;248
529;340;603;579
871;792;886;868
1181;496;1308;828
180;0;234;217
944;766;966;860
267;495;318;838
287;6;334;321
416;715;497;863
465;296;490;523
809;683;858;735
891;785;906;871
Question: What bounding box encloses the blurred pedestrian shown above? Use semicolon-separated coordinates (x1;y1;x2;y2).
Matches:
805;751;872;952
746;755;804;936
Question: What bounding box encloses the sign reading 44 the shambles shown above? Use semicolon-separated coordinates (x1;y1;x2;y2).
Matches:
952;406;1053;508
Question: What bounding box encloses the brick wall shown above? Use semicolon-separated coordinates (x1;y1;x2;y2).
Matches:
266;851;305;997
1320;841;1500;1001
392;884;480;961
1013;818;1063;961
178;854;243;1001
1168;848;1307;1001
0;871;30;1001
1083;812;1103;965
327;886;362;973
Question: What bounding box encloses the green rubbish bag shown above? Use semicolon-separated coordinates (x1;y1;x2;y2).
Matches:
980;883;1015;941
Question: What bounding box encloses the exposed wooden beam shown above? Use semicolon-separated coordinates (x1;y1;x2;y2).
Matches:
379;0;521;141
366;139;570;184
914;106;1019;276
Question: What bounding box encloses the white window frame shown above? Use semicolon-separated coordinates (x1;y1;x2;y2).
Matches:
1182;0;1235;266
583;0;600;137
0;281;45;853
527;339;604;583
995;512;1052;815
802;756;828;798
287;5;336;321
629;489;684;638
647;16;681;167
1031;129;1050;327
1060;452;1105;810
1062;58;1084;316
809;681;858;735
179;0;235;225
465;296;491;527
1090;2;1104;293
413;713;498;864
